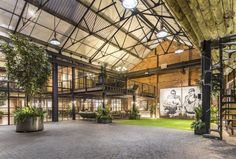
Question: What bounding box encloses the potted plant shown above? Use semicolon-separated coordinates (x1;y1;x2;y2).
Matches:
129;106;140;120
149;103;156;118
0;34;51;132
96;106;112;123
191;106;206;135
98;64;107;84
14;107;45;132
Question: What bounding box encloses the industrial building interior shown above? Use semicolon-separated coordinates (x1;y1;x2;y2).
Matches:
0;0;236;158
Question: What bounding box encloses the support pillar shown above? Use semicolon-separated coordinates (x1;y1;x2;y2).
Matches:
71;66;76;120
102;91;106;109
52;61;58;122
7;77;10;125
132;92;136;110
201;40;211;134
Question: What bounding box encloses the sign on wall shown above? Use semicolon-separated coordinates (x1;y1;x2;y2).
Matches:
160;86;200;118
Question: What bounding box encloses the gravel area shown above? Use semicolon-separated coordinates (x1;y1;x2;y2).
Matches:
0;120;235;159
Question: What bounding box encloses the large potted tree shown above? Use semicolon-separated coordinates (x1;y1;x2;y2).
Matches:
0;34;51;132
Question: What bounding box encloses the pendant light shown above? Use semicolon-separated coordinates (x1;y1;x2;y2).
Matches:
122;0;138;9
50;32;61;46
50;16;60;46
156;5;168;38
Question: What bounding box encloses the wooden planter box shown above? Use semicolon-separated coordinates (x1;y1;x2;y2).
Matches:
16;117;44;132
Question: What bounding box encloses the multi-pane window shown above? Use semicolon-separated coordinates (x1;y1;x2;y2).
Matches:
111;99;121;111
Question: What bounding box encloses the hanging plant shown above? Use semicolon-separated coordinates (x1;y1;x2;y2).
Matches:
0;34;51;102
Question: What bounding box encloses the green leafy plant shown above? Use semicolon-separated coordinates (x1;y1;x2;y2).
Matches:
191;120;205;130
98;63;107;84
96;106;112;121
0;34;51;102
191;106;205;130
149;103;156;116
100;63;107;77
210;105;218;123
129;106;139;119
211;77;220;97
14;106;45;124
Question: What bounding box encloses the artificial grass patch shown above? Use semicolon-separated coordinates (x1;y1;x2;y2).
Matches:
114;118;194;131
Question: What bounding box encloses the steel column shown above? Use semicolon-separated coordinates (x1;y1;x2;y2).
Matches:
71;66;76;120
201;40;211;134
52;61;58;122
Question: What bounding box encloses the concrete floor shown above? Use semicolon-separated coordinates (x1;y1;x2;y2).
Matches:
0;121;235;159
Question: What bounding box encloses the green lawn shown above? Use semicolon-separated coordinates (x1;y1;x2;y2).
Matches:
114;118;194;131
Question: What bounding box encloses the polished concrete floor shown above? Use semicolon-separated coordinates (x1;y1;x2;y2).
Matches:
0;120;235;159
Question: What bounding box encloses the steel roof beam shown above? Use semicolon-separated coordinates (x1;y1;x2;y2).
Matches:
25;0;142;60
75;0;151;50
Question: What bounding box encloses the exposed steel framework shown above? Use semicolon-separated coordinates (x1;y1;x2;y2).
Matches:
0;0;193;70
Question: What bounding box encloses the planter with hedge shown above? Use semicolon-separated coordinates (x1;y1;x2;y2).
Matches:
96;106;112;123
15;107;45;132
129;107;140;120
0;34;51;132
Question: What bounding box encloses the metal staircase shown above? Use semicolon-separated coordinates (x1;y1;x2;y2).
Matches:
209;35;236;139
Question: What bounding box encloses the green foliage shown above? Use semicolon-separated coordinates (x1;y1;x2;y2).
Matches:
193;106;203;121
211;78;220;97
14;106;45;124
149;103;156;115
0;34;51;98
191;120;205;130
129;106;139;119
96;106;112;120
99;63;107;78
191;105;205;130
210;105;218;123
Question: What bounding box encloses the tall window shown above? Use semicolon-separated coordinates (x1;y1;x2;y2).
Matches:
93;99;103;111
111;99;121;111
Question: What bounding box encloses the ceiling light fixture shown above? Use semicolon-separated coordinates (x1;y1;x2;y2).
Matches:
156;30;168;38
28;10;36;18
156;5;168;39
175;49;184;54
122;0;138;9
50;32;61;46
115;66;127;72
50;16;60;46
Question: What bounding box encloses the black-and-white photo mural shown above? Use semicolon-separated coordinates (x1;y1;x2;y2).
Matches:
160;86;200;118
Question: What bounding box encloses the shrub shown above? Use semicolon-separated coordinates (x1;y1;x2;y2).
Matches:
191;105;205;130
14;106;45;124
210;105;218;123
129;106;139;119
96;106;112;121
